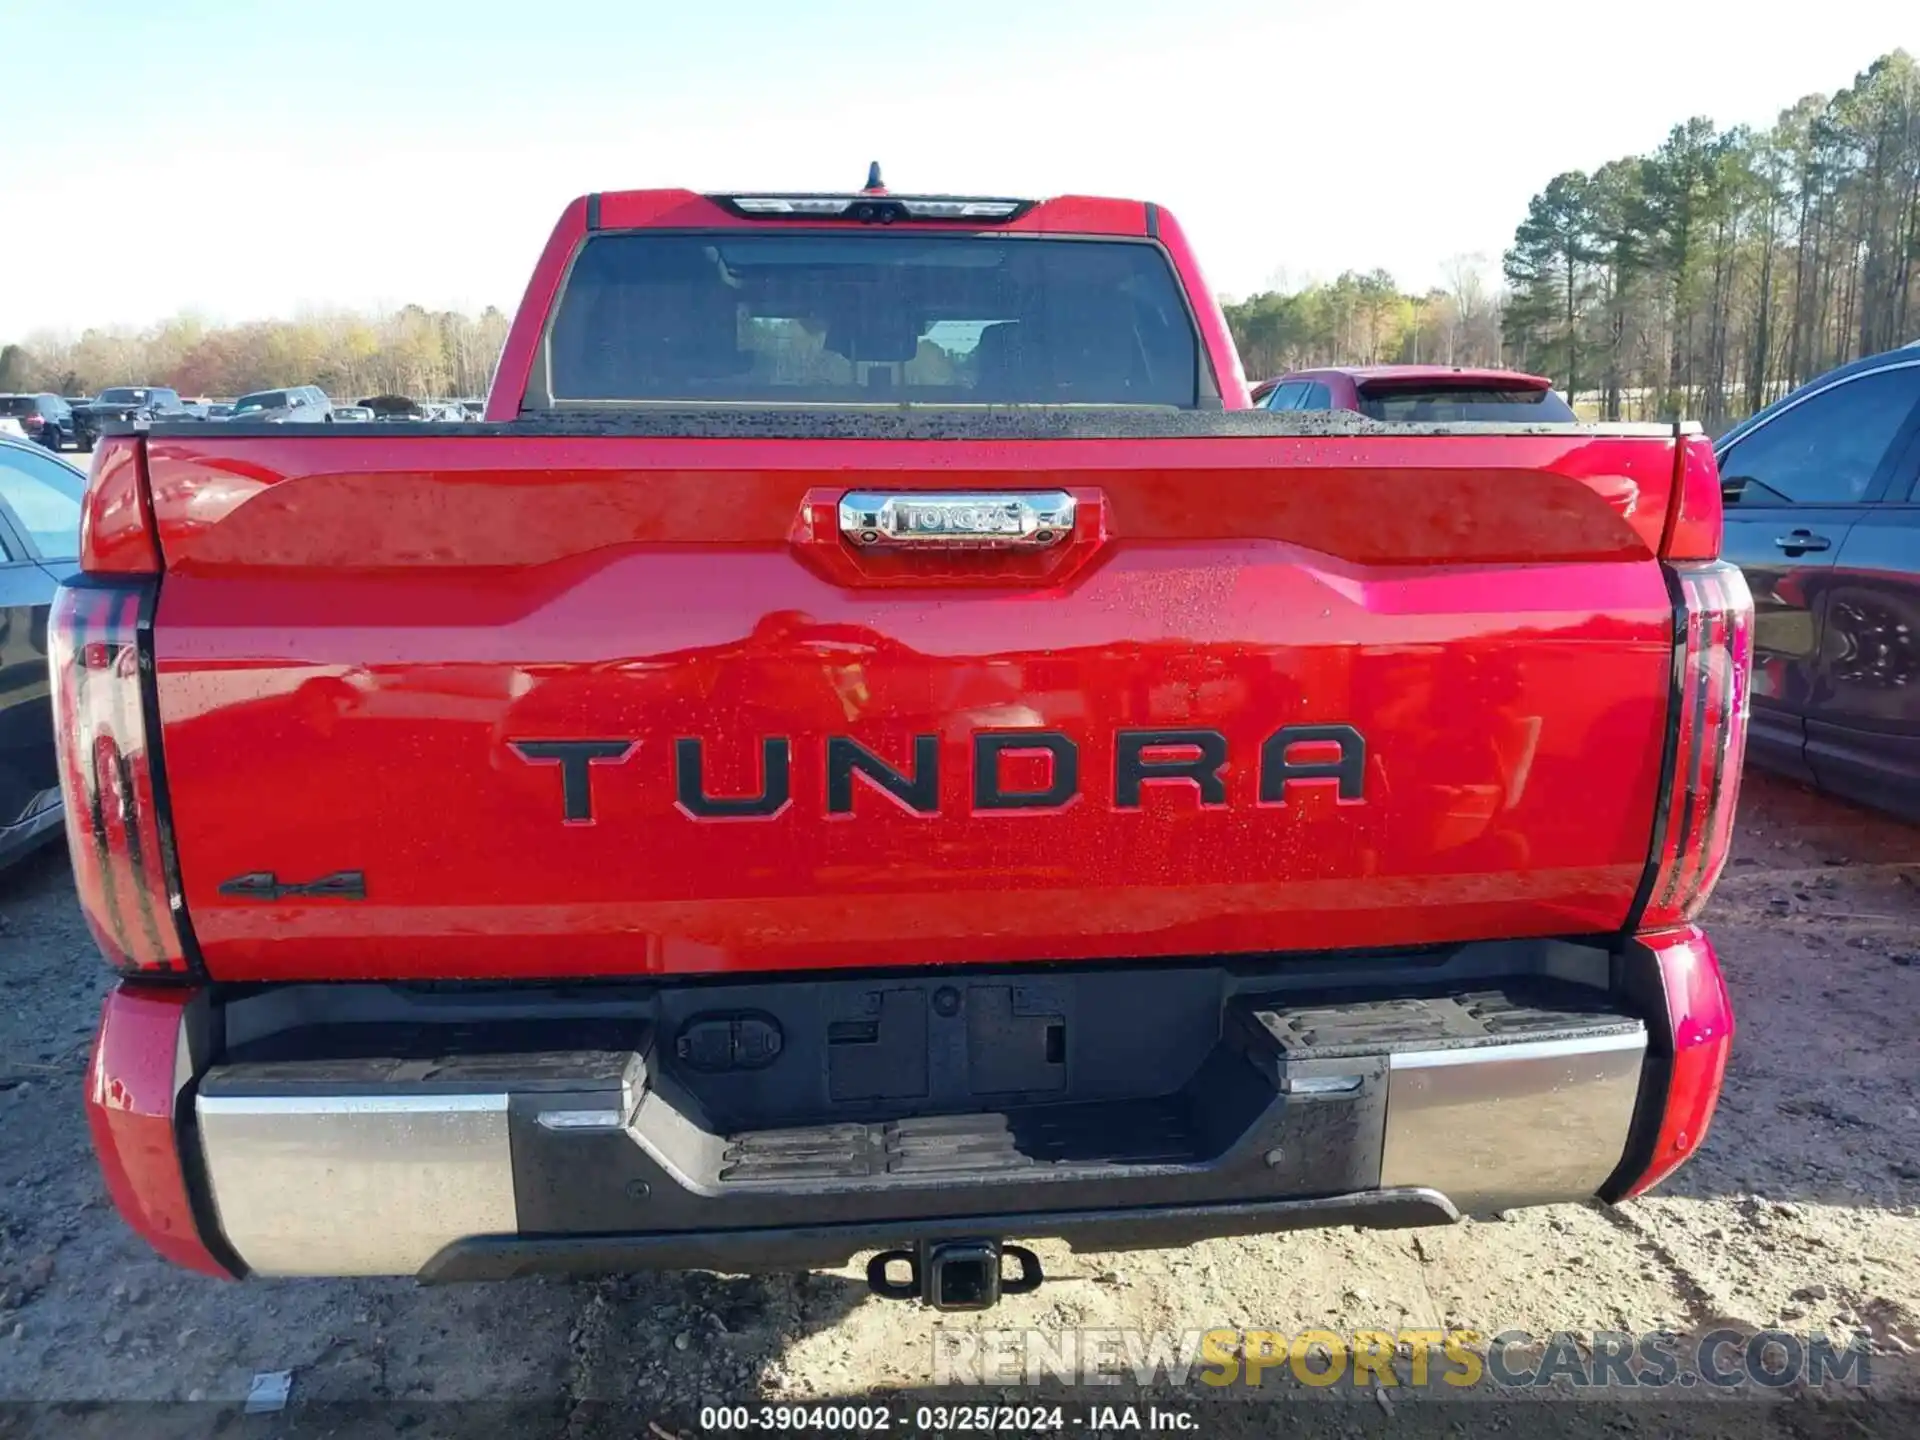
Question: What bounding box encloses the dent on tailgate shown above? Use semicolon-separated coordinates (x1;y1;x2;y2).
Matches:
141;429;1677;982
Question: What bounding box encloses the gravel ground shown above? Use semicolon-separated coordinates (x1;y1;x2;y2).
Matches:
1;769;1916;1438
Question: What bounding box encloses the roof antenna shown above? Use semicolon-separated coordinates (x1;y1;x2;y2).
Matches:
864;161;884;193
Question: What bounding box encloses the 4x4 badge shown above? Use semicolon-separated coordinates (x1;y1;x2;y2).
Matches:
217;870;366;902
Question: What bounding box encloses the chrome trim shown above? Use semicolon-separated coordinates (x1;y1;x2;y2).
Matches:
1285;1073;1365;1095
1379;1030;1645;1214
197;1093;517;1276
536;1108;624;1131
838;490;1075;549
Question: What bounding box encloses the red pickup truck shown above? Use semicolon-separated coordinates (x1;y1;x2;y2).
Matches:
63;181;1747;1311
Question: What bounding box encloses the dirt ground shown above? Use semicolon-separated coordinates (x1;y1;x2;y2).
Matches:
1;769;1916;1438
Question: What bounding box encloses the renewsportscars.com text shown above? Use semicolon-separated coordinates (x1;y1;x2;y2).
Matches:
932;1328;1874;1391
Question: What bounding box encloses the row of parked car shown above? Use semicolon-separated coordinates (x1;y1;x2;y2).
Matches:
0;388;486;451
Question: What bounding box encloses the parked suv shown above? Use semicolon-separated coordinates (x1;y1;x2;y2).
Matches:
1715;344;1920;821
0;394;76;451
75;387;187;448
228;386;333;422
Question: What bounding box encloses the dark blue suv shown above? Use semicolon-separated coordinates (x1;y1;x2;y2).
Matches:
1715;343;1920;822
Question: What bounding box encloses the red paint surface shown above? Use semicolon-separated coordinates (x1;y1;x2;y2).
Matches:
139;430;1686;982
85;985;231;1276
1661;433;1726;563
1625;925;1735;1196
79;437;161;574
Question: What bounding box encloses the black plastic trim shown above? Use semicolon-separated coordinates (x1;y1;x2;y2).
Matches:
419;1189;1457;1282
1621;559;1689;936
1598;937;1680;1204
210;936;1614;1027
135;581;210;979
1144;203;1160;239
170;993;250;1279
585;193;601;231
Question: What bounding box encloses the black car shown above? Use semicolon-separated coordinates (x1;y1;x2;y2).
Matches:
0;394;76;451
0;434;82;870
358;394;425;420
1716;343;1920;822
74;385;187;448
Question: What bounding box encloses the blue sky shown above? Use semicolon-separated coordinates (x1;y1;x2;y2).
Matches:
4;0;1916;335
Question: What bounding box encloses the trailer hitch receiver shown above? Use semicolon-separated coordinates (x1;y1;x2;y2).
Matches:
866;1239;1043;1311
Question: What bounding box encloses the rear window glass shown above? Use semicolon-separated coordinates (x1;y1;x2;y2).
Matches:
232;390;291;412
0;397;39;416
547;233;1200;407
1357;385;1575;423
97;388;151;404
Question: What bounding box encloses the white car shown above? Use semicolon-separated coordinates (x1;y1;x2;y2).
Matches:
0;418;27;441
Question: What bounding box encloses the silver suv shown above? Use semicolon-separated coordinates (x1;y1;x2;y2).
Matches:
228;385;334;423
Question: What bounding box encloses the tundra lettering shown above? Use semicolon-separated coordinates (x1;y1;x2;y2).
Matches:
508;740;638;823
827;735;940;815
675;737;793;819
973;732;1080;811
509;726;1371;823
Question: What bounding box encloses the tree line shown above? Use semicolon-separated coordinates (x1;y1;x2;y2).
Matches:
1223;260;1506;384
1502;49;1918;426
1224;49;1918;426
0;305;511;401
6;52;1915;421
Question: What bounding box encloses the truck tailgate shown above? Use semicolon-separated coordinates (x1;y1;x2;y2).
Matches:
142;428;1679;981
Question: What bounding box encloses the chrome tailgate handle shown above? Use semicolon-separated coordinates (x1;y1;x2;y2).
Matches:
839;491;1076;549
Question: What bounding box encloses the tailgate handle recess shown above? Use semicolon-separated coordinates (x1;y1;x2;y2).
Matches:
839;491;1076;549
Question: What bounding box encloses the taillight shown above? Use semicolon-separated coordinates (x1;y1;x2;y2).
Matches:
1635;561;1753;930
49;582;199;977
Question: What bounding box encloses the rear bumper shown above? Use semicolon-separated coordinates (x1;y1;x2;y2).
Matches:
88;930;1731;1282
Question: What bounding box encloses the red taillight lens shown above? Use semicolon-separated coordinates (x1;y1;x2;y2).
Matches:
1638;561;1753;930
1615;925;1734;1197
49;582;197;977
